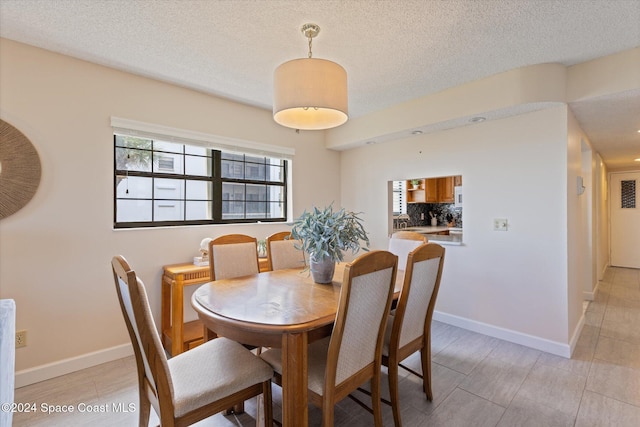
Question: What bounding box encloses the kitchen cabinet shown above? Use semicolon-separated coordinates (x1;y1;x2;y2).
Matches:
425;179;438;203
406;175;462;204
406;179;426;203
438;177;455;203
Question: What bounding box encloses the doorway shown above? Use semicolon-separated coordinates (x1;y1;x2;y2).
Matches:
610;171;640;268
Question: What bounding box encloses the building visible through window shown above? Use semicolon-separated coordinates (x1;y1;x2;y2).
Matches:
157;156;174;171
392;180;406;215
114;134;288;228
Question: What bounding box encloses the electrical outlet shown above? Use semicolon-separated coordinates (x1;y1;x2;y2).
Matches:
494;218;508;231
15;330;27;348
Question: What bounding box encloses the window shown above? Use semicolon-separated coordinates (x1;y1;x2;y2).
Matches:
621;180;636;209
392;180;406;215
114;134;288;228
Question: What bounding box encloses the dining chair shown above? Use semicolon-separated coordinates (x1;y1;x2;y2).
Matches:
208;234;260;280
111;255;273;427
265;231;306;271
383;242;445;427
208;233;264;362
260;250;398;427
388;231;427;271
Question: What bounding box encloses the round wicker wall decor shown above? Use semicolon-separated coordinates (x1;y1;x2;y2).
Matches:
0;119;42;219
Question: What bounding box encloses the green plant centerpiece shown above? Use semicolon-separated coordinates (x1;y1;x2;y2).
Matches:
290;205;370;283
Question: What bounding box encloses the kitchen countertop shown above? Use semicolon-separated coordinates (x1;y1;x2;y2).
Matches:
404;226;451;233
393;226;463;245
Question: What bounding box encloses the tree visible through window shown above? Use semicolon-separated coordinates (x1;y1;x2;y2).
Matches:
114;135;287;228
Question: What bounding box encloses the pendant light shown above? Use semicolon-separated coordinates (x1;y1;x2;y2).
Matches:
273;23;348;130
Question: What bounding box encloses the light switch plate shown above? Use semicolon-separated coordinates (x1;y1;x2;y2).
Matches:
494;218;508;231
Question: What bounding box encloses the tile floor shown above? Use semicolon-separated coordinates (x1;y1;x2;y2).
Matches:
12;267;640;426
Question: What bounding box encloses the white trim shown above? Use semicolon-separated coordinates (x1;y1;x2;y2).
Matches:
15;344;133;388
583;280;600;301
110;117;295;159
568;312;586;357
16;310;584;387
433;311;572;358
18;308;584;388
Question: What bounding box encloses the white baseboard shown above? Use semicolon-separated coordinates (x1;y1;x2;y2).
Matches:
599;263;609;281
433;311;572;358
568;313;586;356
17;309;586;387
15;343;133;388
584;280;602;301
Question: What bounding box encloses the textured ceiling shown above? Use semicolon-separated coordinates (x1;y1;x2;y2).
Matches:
1;0;639;168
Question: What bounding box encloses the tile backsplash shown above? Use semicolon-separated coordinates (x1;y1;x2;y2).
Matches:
406;203;462;228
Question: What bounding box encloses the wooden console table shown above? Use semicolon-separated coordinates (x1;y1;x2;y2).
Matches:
161;258;269;356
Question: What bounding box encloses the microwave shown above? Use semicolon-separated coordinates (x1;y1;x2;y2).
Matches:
454;186;463;208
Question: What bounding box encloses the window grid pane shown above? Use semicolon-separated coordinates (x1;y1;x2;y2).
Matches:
186;201;213;220
153;152;183;175
154;200;184;221
221;160;245;179
114;134;287;228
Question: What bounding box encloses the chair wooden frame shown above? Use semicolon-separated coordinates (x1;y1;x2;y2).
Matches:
390;231;428;242
383;243;445;427
207;233;263;364
208;234;260;281
265;231;305;271
388;231;428;273
262;250;398;427
111;255;272;427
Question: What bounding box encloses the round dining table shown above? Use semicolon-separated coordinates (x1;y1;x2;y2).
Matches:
191;264;403;427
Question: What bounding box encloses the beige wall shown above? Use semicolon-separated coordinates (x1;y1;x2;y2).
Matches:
333;50;640;355
327;63;567;150
2;37;632;384
0;39;340;375
341;107;572;349
595;155;609;281
567;48;640;102
566;108;593;340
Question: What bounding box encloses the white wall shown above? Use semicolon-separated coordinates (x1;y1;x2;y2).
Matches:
566;109;594;344
0;39;341;379
595;155;609;280
341;107;572;352
578;137;596;300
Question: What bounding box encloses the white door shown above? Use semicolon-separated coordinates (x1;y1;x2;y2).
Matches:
610;171;640;268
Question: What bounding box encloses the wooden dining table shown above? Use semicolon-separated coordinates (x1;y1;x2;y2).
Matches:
191;263;403;427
